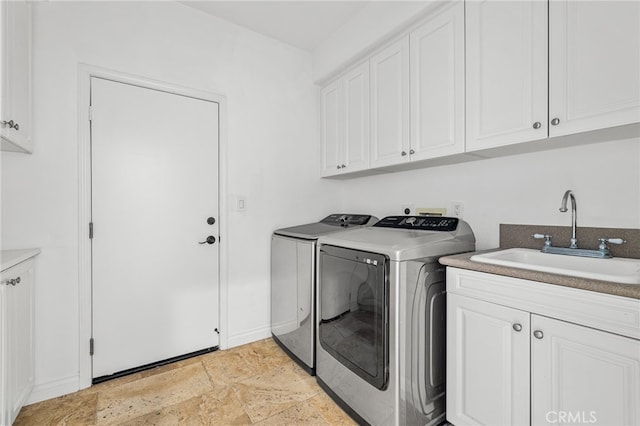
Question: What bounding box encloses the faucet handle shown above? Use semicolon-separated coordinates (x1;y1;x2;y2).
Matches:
597;238;626;257
532;234;552;246
598;237;626;247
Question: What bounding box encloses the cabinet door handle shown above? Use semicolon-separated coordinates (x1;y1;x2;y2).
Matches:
401;151;407;156
532;122;541;129
512;323;523;332
2;120;18;129
409;149;415;155
341;164;346;168
4;277;20;286
550;118;560;126
533;330;544;339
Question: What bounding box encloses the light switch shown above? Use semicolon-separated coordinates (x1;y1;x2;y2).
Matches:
237;197;247;212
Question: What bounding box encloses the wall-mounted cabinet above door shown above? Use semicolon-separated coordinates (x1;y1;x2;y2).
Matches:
1;0;32;153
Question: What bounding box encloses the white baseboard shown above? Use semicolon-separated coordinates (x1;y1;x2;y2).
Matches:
26;374;79;405
225;324;271;349
24;327;271;405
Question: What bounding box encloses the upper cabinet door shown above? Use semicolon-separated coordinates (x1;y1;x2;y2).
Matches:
549;0;640;137
466;0;548;151
320;81;342;177
370;36;410;168
343;63;370;173
410;2;465;161
1;0;32;153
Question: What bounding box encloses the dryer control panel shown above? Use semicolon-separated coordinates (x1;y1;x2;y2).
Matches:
373;216;459;232
321;214;374;227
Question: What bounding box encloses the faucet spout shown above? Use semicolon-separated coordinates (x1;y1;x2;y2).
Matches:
559;190;578;248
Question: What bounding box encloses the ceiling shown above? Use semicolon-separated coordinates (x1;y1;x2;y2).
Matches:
181;1;369;52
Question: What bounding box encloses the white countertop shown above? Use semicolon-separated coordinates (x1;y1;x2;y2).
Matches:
1;249;41;272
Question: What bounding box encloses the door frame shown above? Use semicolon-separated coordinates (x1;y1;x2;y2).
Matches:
77;64;229;390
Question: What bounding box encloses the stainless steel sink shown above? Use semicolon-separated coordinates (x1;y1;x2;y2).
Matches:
470;248;640;284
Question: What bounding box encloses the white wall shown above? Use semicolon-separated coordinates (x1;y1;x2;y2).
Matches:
339;138;640;248
312;1;439;83
1;1;340;402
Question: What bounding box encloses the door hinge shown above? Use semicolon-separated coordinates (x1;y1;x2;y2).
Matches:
89;222;93;239
89;338;94;356
88;106;93;122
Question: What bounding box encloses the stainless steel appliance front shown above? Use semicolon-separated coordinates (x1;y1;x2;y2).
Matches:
271;235;315;370
270;214;378;374
318;245;389;390
315;216;475;425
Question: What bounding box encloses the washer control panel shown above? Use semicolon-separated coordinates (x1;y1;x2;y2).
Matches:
373;216;459;231
321;214;374;227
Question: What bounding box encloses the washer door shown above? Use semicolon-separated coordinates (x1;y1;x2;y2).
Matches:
318;245;389;390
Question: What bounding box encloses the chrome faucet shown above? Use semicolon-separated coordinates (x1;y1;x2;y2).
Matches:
559;190;578;248
532;189;627;258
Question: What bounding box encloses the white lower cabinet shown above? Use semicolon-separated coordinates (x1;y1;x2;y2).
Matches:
447;268;640;426
1;258;36;426
447;294;530;426
531;316;640;426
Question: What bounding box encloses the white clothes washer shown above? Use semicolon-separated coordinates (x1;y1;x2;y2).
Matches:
271;214;377;375
316;216;475;425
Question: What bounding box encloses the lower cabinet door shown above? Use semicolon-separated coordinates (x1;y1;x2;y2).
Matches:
531;315;640;426
447;294;530;426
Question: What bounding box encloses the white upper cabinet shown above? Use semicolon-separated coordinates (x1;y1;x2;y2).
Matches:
549;0;640;136
410;2;465;160
370;36;410;168
320;63;370;177
465;0;548;151
467;0;640;152
342;63;370;174
320;81;341;176
1;0;32;153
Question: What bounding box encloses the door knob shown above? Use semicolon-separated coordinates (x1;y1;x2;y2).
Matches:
199;236;216;245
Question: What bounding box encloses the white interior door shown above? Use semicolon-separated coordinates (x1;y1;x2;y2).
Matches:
91;77;219;378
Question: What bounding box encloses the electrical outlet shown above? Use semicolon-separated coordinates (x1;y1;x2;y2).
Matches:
451;201;464;218
401;204;415;215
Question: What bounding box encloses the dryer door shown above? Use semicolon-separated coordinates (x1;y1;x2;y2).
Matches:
318;245;389;390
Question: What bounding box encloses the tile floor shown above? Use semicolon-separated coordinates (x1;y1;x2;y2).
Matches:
15;338;357;425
